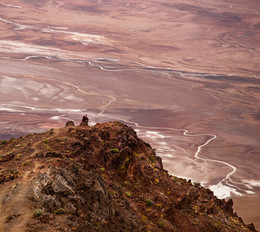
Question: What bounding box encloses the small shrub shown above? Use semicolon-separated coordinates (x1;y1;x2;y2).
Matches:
16;154;23;159
33;209;43;218
55;138;62;142
110;148;119;153
157;221;164;228
43;139;49;144
154;178;159;184
125;192;131;197
22;160;30;165
172;176;179;183
120;157;130;170
142;215;148;223
54;208;65;215
100;167;105;172
44;145;51;151
194;182;201;187
146;199;153;206
0;140;7;145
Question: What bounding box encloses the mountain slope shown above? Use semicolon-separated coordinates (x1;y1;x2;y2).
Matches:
0;121;257;232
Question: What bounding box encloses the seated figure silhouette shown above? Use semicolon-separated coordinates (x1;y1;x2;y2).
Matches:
80;114;89;126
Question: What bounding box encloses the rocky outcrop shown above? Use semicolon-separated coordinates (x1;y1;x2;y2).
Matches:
0;121;257;232
30;165;139;231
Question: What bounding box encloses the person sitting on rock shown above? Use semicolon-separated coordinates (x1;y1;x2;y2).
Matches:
80;114;89;126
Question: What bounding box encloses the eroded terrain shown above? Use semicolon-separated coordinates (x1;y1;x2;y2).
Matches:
0;0;260;228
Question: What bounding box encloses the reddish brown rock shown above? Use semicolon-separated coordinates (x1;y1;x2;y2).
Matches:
0;122;257;231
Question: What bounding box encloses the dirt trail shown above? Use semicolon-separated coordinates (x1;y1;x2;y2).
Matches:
0;128;63;232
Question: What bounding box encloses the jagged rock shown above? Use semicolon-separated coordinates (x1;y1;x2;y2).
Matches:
79;121;89;127
65;121;75;127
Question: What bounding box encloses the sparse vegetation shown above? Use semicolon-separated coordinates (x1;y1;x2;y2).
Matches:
157;221;164;228
194;182;201;187
44;145;52;151
146;199;153;206
22;160;30;165
54;208;65;215
141;215;148;223
43;139;49;144
0;140;7;145
33;209;43;218
125;192;131;197
110;148;119;153
172;176;180;183
120;157;130;170
16;154;23;159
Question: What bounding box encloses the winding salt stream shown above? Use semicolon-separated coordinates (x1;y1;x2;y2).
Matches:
0;54;250;199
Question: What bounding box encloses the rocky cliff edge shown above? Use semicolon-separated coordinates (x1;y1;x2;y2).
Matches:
0;121;257;232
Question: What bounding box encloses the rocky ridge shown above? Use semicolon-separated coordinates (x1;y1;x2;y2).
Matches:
0;121;257;232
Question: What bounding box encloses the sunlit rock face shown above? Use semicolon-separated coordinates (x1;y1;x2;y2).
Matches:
0;0;260;229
